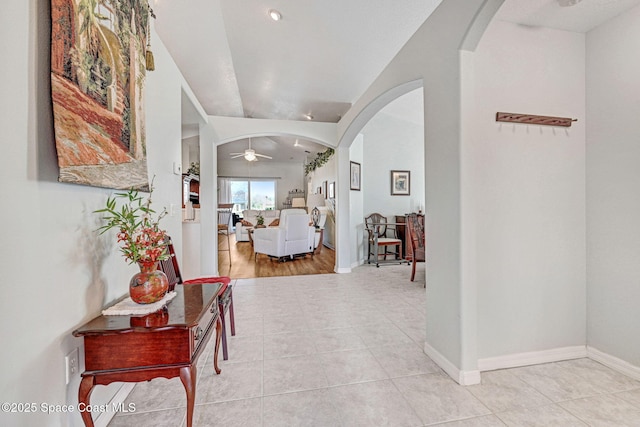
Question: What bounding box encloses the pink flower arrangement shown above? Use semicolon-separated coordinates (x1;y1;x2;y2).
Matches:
95;187;169;265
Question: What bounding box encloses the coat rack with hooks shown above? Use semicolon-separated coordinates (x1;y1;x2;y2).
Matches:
496;112;578;127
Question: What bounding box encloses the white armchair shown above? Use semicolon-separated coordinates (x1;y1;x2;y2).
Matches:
253;209;315;260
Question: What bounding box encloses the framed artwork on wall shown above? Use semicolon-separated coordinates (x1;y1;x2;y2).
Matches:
50;0;153;190
322;181;328;199
329;181;335;199
391;170;410;196
350;161;361;191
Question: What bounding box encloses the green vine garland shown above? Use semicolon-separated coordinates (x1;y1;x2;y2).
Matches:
304;148;335;175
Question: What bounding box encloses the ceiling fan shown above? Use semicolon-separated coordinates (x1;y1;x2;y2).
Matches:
229;138;272;161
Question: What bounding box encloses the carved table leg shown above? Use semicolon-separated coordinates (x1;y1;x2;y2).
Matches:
180;365;197;427
78;375;96;427
213;316;222;374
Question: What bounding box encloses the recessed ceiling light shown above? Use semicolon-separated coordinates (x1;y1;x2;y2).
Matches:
305;114;314;120
268;9;282;21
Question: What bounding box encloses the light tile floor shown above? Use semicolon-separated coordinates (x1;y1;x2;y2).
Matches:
109;265;640;426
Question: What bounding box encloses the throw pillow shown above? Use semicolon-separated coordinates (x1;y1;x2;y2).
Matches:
269;219;280;227
241;220;253;227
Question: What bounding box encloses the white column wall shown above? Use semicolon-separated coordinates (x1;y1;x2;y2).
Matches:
469;21;587;361
586;4;640;368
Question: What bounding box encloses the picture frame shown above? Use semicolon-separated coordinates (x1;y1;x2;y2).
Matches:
322;181;328;199
329;181;335;199
391;170;410;196
350;161;361;191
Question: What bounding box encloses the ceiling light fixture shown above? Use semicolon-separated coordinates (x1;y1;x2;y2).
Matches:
244;149;257;162
305;114;314;120
557;0;582;7
268;9;282;21
294;139;300;147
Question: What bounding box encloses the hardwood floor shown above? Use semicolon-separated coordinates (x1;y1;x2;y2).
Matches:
216;231;336;278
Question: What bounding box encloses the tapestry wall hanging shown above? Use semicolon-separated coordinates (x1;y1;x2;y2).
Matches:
51;0;152;190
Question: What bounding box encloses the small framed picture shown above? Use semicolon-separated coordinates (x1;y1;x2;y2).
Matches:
322;181;328;199
350;161;361;191
329;181;335;199
391;170;410;196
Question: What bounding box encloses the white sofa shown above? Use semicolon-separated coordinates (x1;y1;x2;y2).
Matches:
252;209;315;259
235;209;280;242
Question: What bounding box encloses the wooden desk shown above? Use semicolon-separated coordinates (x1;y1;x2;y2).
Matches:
73;283;223;427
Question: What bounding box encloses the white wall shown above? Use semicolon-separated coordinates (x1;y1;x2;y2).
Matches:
0;1;194;424
470;20;586;360
586;4;640;367
361;105;424;219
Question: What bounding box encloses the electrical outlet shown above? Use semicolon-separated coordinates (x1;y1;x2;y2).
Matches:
65;348;79;385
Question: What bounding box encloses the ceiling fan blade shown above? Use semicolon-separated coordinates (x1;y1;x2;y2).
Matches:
230;154;244;159
255;153;272;159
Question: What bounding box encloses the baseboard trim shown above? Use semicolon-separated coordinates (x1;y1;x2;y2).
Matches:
335;267;351;274
93;383;135;427
477;345;587;372
588;346;640;381
425;344;640;385
423;342;480;385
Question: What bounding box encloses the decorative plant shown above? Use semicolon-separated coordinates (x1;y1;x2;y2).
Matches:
304;148;335;175
94;186;169;265
256;214;265;226
187;161;200;176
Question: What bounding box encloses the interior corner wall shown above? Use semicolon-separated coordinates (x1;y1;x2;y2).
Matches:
361;111;425;219
0;1;193;424
470;20;587;360
586;4;640;367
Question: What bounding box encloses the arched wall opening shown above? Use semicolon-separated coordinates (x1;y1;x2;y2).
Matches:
328;0;506;384
206;118;340;279
332;81;425;272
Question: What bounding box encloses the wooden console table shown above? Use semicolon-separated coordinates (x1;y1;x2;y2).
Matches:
73;283;223;427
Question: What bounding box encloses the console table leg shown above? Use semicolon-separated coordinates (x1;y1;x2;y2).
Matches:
78;375;96;427
180;365;196;427
220;310;228;361
229;294;236;336
213;317;222;374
